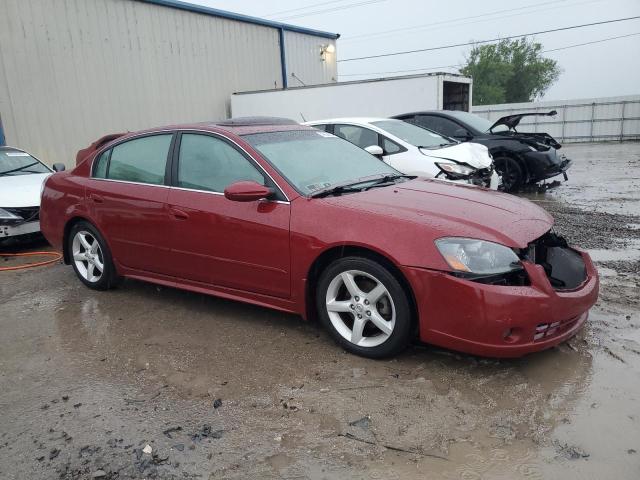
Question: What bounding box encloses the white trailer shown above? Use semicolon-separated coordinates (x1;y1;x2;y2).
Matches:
230;73;472;122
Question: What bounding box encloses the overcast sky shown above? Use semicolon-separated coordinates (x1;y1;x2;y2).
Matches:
191;0;640;101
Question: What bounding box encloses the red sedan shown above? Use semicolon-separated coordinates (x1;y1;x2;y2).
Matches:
40;118;598;358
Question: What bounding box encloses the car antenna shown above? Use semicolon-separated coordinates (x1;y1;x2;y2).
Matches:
300;112;307;122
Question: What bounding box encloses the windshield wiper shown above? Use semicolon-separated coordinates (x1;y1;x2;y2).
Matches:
364;174;413;190
309;174;399;198
418;143;452;149
0;161;39;176
310;184;366;198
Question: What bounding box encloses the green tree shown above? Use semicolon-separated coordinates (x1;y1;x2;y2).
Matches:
460;38;561;106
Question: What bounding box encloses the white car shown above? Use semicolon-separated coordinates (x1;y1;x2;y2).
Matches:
305;118;500;189
0;146;64;240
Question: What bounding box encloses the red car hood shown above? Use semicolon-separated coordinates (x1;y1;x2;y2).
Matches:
323;178;553;248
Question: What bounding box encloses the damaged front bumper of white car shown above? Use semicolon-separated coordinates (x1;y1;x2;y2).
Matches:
0;207;41;238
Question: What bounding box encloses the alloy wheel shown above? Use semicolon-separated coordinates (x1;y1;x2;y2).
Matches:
325;269;396;347
72;230;104;283
494;157;522;192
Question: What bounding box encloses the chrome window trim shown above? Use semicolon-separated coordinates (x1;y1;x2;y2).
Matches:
90;128;291;202
88;178;290;205
170;185;290;205
90;177;172;188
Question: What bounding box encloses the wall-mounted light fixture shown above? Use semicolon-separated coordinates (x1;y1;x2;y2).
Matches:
320;43;336;61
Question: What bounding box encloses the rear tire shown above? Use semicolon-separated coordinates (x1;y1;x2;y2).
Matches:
68;221;120;290
494;156;523;192
316;256;414;358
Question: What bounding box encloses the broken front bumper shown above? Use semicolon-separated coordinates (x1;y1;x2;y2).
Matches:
401;249;599;358
0;221;41;238
541;156;571;182
468;168;500;190
441;169;500;190
525;149;572;182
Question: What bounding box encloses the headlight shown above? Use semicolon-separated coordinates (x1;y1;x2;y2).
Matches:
435;237;522;275
0;208;20;220
435;162;475;179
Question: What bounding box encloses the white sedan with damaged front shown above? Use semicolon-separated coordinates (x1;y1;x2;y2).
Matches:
305;118;500;189
0;146;65;241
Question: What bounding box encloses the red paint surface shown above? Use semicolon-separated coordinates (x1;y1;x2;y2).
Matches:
40;122;598;358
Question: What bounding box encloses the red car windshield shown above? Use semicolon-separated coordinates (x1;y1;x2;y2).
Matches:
243;130;398;196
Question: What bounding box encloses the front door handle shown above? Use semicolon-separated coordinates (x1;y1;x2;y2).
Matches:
169;207;189;220
90;194;104;203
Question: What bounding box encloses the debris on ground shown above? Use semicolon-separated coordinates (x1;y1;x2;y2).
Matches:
162;426;182;438
555;441;590;460
348;416;371;429
190;424;223;443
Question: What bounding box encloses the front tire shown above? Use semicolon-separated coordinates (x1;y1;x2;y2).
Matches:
494;156;523;192
316;256;414;358
68;221;119;290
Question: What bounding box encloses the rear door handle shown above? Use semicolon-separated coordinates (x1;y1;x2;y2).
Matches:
90;194;104;203
169;207;189;220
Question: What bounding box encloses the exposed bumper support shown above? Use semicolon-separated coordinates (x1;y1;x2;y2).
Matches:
0;221;41;238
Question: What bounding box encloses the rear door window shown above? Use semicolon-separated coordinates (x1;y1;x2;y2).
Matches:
381;137;403;155
107;134;172;185
176;133;265;193
333;124;379;150
93;150;110;178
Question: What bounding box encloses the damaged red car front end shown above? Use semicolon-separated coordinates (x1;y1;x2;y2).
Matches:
403;246;598;358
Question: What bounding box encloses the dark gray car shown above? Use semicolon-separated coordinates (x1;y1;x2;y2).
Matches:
392;110;571;192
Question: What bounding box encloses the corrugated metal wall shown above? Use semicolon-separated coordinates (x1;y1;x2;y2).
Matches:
284;31;337;87
473;95;640;143
0;0;336;165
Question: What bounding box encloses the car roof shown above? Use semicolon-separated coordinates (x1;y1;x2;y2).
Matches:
125;117;314;138
306;117;400;125
393;111;456;118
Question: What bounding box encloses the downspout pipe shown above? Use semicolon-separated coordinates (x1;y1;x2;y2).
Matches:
0;114;5;146
278;28;288;89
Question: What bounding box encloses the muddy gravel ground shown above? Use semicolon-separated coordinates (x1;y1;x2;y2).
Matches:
1;142;639;480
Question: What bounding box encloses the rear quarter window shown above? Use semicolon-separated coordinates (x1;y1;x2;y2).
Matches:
93;150;110;178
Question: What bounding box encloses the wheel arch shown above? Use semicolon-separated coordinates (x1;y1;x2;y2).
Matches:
62;216;110;265
305;245;418;328
490;147;530;181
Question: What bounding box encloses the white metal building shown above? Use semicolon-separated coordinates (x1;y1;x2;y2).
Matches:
231;73;473;121
0;0;339;165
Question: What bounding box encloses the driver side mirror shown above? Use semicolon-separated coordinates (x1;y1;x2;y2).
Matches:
224;181;274;202
453;128;471;140
52;163;66;172
364;145;384;157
